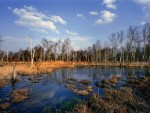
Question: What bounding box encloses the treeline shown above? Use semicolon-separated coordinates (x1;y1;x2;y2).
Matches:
0;23;150;63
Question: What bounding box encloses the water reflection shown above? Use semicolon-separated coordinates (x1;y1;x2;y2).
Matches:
0;66;149;113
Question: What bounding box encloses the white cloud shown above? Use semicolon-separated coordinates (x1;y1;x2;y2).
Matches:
44;34;91;50
12;5;66;33
95;10;116;25
65;29;92;50
1;36;29;52
89;11;98;16
50;15;67;25
141;21;146;25
71;36;88;41
142;8;150;24
134;0;150;6
106;4;116;9
7;7;12;10
71;36;92;50
77;13;85;20
102;0;117;10
134;1;150;24
66;29;87;40
66;29;78;36
31;28;48;33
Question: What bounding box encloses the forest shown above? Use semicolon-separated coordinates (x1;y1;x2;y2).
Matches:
0;23;150;63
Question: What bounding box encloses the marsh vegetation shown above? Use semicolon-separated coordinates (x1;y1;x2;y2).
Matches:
0;66;149;113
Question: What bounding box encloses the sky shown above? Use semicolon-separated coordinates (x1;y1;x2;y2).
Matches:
0;0;150;51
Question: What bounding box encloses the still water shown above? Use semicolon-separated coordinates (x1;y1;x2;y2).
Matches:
0;66;149;113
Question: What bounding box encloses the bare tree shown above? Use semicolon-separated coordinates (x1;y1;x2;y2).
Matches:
95;40;101;62
87;47;92;62
117;31;125;64
41;38;47;61
127;26;142;62
142;23;150;62
57;39;62;60
104;41;109;62
62;38;72;61
29;36;35;68
108;33;119;62
42;38;53;61
0;34;3;63
127;26;137;62
33;44;44;62
0;36;2;48
54;41;58;61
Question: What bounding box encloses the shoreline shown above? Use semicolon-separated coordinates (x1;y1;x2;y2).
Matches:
0;61;149;79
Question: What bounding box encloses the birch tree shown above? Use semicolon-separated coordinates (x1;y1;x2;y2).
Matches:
62;38;72;61
142;23;150;62
118;31;125;63
95;40;101;62
109;33;119;62
29;36;35;68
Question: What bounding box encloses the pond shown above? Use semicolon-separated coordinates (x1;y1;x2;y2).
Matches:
0;66;150;113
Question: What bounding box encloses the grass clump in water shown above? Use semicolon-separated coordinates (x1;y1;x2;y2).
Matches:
12;89;29;103
0;102;11;110
80;79;90;85
70;84;150;113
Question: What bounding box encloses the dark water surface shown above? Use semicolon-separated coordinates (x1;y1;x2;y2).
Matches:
0;66;149;113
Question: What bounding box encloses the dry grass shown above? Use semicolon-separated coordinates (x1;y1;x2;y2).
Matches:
80;79;90;85
65;83;92;96
128;77;150;105
109;75;119;84
12;89;28;103
70;102;89;113
0;61;75;79
0;65;13;79
65;78;93;96
71;90;147;113
104;87;135;106
90;93;113;113
0;79;10;87
71;82;150;113
0;102;11;110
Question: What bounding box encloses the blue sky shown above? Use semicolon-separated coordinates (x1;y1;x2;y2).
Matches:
0;0;150;51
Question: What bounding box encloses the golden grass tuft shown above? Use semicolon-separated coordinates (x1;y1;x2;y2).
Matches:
0;79;10;87
80;79;90;85
109;75;119;84
12;89;28;103
0;102;11;110
65;84;91;96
